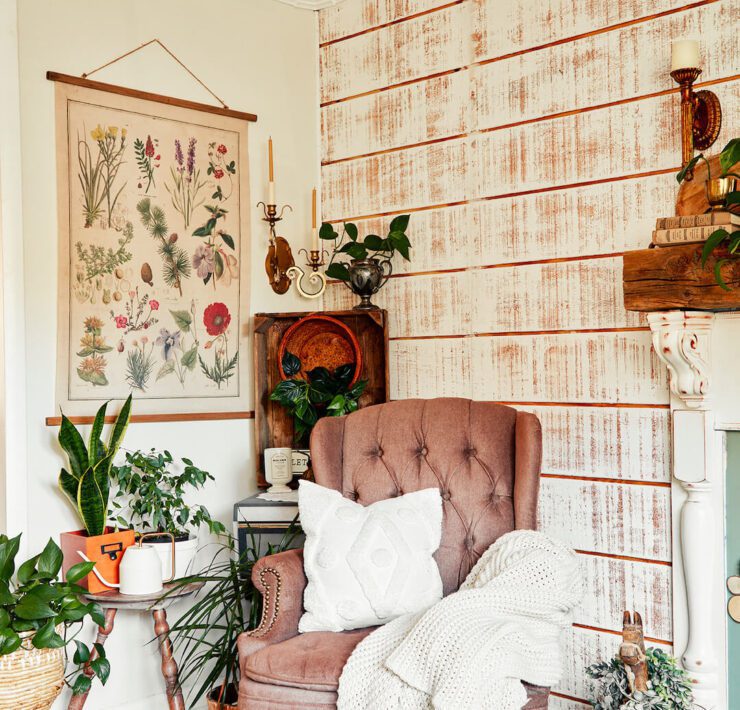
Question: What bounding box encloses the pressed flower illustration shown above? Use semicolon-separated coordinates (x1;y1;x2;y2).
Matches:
191;205;238;290
125;337;156;391
134;134;160;193
207;141;236;202
199;302;237;388
79;124;127;228
155;301;200;387
109;287;159;335
76;316;112;386
74;221;134;303
137;198;191;295
165;137;207;228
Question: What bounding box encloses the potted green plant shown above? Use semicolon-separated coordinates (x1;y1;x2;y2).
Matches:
676;138;740;290
587;647;695;709
109;449;226;580
270;351;367;446
321;214;412;310
0;533;111;706
161;526;302;709
57;395;134;593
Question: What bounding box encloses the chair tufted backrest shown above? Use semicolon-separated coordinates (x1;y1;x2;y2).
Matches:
310;398;542;595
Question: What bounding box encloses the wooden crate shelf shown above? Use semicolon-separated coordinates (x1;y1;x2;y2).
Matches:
253;310;389;487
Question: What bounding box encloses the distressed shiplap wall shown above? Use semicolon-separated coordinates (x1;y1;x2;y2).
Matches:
318;0;737;704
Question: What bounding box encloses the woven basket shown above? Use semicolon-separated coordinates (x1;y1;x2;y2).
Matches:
0;630;65;710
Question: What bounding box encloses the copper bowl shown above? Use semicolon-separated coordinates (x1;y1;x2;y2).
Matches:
278;314;362;385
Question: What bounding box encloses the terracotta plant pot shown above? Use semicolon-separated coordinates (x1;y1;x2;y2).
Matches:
207;683;238;709
60;528;136;594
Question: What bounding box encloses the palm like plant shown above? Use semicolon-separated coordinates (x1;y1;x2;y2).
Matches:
162;525;301;708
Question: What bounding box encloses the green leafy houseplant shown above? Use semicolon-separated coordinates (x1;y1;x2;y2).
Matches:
270;351;367;445
57;395;132;537
109;449;226;540
587;648;695;709
676;138;740;290
162;526;302;708
320;214;412;283
0;534;110;696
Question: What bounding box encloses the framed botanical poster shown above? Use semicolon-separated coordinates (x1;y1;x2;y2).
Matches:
53;77;253;417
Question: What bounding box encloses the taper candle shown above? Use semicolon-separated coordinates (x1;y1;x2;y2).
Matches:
268;137;275;204
671;39;700;71
311;187;318;250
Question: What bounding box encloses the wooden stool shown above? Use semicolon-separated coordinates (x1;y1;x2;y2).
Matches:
68;582;203;710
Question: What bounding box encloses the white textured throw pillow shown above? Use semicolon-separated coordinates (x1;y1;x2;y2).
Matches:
298;480;443;633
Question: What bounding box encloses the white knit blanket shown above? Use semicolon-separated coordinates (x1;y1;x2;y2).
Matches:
337;530;582;710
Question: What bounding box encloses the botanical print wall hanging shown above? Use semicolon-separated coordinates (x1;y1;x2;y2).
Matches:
52;76;254;416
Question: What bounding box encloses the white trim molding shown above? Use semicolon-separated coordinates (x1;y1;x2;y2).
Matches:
272;0;347;9
648;310;731;709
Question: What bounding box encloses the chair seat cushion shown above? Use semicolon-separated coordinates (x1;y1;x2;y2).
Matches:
243;628;377;692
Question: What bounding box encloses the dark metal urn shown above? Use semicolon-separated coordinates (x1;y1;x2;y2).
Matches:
345;258;392;310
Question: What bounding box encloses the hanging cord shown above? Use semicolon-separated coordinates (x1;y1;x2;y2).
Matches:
81;38;229;109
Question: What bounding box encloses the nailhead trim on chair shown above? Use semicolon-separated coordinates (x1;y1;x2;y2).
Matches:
246;567;281;638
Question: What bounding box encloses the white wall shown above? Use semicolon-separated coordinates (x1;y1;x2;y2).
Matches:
14;1;318;707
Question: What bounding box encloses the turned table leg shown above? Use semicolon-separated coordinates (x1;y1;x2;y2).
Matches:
153;608;185;710
68;608;117;710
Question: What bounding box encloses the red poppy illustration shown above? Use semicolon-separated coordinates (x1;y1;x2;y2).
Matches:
203;302;231;336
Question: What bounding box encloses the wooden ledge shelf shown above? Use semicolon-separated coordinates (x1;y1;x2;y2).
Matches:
623;245;740;312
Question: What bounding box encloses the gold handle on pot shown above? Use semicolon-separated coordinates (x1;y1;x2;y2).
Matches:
137;532;177;583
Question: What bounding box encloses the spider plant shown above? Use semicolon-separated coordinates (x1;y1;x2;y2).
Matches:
161;523;302;708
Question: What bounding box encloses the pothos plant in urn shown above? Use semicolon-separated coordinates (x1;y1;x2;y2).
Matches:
321;214;412;310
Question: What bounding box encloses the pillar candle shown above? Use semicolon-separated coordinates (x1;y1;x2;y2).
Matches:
311;188;318;250
268;137;275;204
671;39;700;71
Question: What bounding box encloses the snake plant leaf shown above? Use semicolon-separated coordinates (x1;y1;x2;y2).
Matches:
107;394;132;458
77;468;106;537
88;401;109;467
92;451;115;514
58;414;88;480
58;468;79;508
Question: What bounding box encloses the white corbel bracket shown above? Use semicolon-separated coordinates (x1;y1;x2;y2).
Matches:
647;311;715;408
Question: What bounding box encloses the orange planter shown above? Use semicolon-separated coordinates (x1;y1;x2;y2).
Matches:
60;528;135;594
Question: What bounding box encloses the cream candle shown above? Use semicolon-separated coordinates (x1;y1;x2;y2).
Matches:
268;137;275;204
311;187;318;250
671;39;700;71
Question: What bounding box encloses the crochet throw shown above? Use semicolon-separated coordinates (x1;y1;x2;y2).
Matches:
337;530;583;709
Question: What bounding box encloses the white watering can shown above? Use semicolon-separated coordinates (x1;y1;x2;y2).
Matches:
79;532;176;595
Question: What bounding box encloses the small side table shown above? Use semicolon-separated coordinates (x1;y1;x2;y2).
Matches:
68;582;203;710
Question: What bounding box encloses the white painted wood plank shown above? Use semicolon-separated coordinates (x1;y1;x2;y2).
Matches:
525;405;670;481
319;0;449;44
471;332;669;404
558;626;672;700
474;82;739;199
576;554;673;639
389;338;472;399
320;4;466;103
472;174;676;264
538;478;672;560
472;258;643;332
473;2;738;128
322;137;469;219
321;70;469;162
472;0;693;62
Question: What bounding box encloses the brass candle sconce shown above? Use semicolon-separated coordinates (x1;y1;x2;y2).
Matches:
259;201;295;294
670;40;722;181
286;248;328;299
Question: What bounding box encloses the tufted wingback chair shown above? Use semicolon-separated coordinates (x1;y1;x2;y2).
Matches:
237;398;546;709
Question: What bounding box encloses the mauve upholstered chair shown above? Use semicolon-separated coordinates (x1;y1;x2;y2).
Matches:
237;398;547;709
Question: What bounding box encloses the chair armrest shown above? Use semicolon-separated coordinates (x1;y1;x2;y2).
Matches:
239;548;306;658
522;682;549;709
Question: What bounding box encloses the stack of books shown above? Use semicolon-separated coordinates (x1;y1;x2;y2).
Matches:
652;211;739;247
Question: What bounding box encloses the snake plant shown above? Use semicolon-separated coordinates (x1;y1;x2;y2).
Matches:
57;395;132;537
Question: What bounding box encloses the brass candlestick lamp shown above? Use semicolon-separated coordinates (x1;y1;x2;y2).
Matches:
260;200;294;295
670;39;722;181
286;188;327;299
